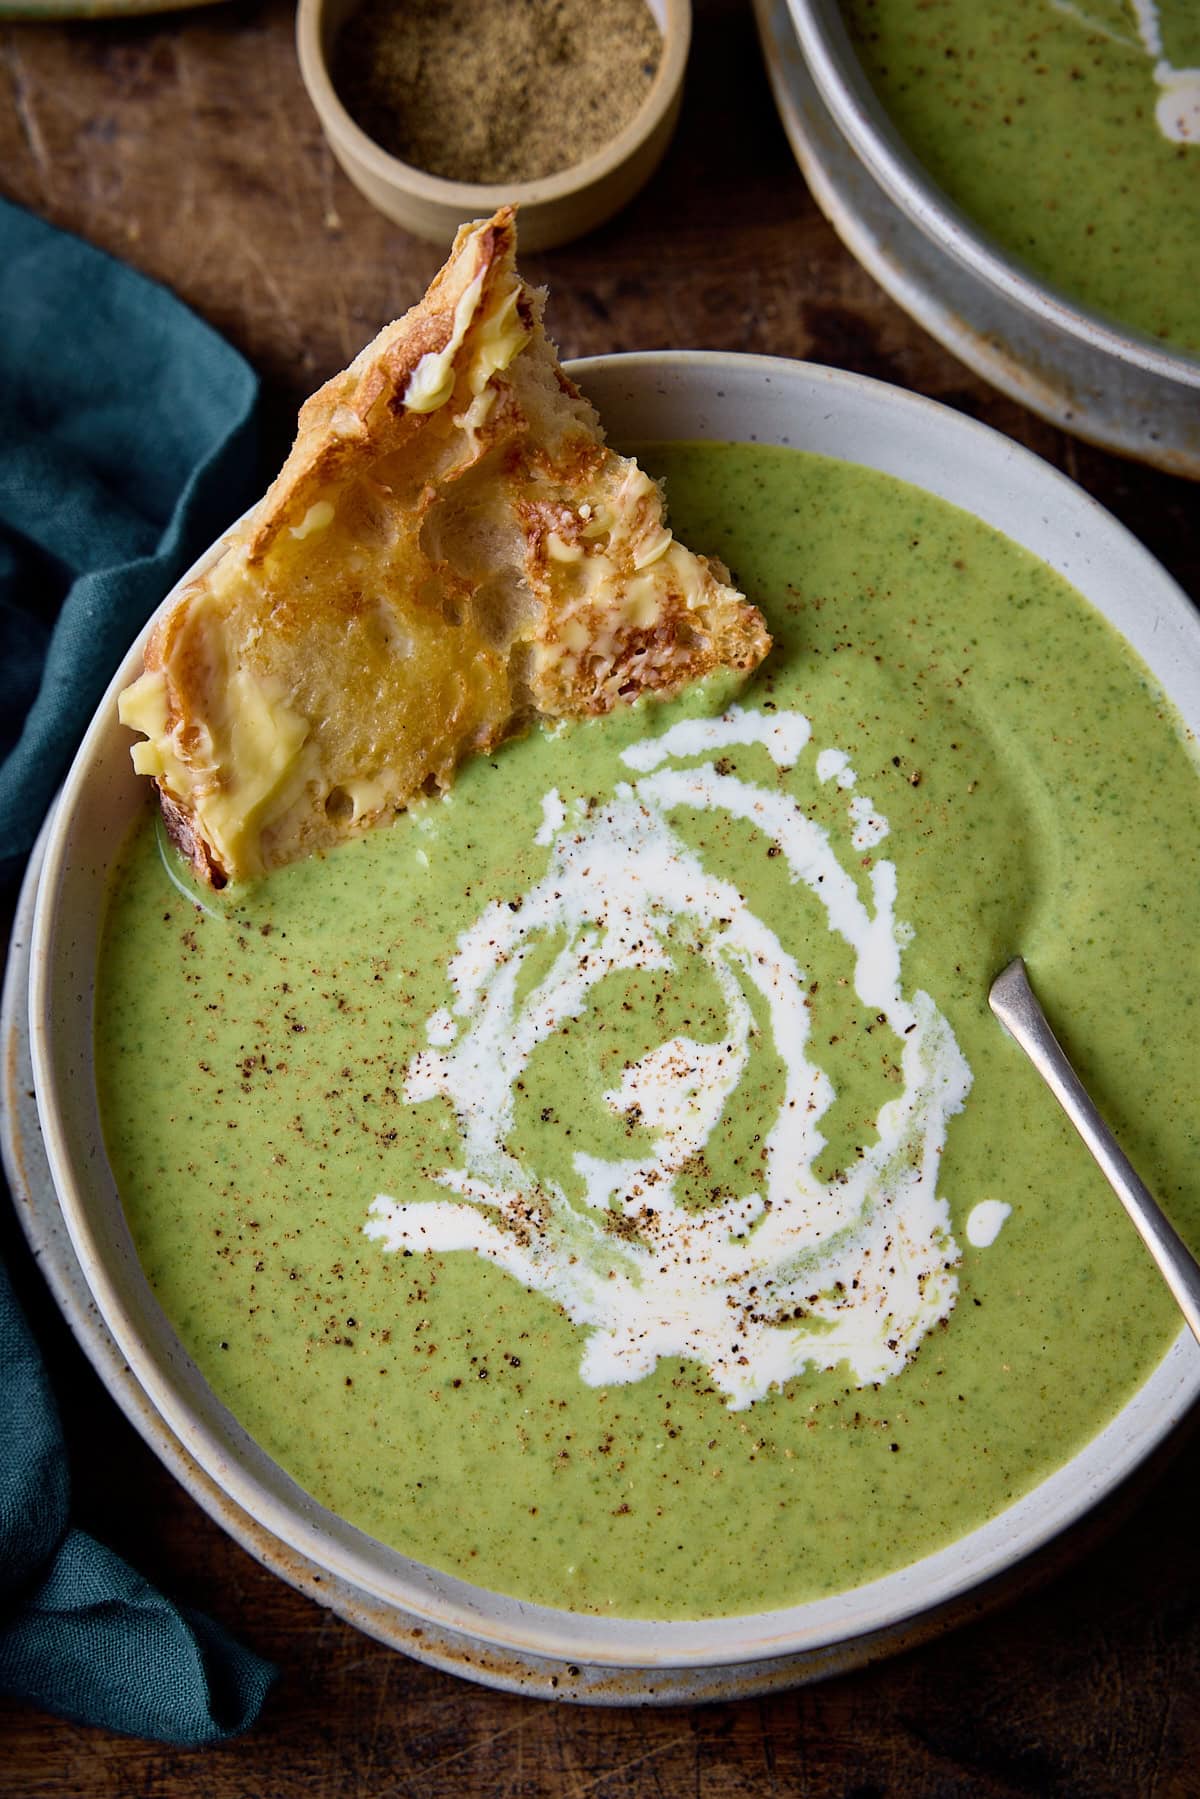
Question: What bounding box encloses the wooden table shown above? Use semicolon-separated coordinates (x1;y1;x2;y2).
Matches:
2;1;1198;1791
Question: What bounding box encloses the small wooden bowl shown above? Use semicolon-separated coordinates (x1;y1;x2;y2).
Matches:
296;0;690;251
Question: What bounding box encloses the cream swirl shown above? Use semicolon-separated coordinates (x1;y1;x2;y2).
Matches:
366;708;973;1409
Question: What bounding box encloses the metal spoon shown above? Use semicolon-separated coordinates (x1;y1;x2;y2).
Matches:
988;957;1200;1347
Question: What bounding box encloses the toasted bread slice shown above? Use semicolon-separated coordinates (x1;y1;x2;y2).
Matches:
118;208;770;886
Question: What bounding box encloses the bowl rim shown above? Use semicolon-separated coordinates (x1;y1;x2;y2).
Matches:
28;349;1200;1671
787;0;1200;385
296;0;692;211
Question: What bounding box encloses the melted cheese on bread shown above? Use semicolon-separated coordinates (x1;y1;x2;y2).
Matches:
119;208;771;885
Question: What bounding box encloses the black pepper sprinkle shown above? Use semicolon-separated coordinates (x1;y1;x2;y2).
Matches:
332;0;662;187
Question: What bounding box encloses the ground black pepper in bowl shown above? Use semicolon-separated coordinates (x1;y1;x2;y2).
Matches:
331;0;663;186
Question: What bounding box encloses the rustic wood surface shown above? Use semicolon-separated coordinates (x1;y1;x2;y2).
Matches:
2;0;1199;1791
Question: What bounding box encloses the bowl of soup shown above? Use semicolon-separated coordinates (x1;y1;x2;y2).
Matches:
775;0;1200;474
26;352;1200;1698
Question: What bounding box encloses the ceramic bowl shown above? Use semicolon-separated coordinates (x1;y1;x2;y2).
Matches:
26;352;1200;1699
771;0;1200;477
296;0;690;251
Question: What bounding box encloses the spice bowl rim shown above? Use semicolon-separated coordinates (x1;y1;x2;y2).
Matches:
26;349;1200;1690
296;0;692;248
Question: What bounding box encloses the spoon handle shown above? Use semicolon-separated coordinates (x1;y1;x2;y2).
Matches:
988;957;1200;1347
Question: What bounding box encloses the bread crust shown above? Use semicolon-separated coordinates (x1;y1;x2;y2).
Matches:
119;208;771;885
244;213;518;568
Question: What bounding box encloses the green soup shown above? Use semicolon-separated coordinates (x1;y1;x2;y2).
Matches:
843;0;1200;354
96;444;1200;1618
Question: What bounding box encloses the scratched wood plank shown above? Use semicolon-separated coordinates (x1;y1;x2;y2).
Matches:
1;0;1199;1793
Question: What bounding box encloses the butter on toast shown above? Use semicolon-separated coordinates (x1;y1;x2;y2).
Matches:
118;208;771;886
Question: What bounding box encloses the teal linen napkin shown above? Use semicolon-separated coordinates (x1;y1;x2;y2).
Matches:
0;197;276;1740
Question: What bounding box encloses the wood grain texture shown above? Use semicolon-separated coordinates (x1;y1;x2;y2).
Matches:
1;0;1198;1792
